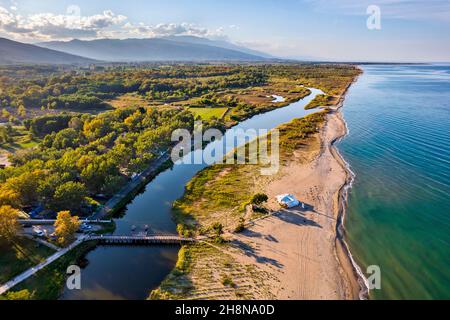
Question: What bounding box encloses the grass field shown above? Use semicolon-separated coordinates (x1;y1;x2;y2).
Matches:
0;238;55;284
0;126;40;153
188;107;229;120
5;241;98;300
107;93;154;109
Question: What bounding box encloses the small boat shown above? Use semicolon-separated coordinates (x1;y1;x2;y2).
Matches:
131;225;137;231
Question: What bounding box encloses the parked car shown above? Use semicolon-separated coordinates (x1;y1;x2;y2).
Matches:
80;223;93;232
32;227;45;237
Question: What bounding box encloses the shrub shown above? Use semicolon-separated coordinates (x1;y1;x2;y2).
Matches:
251;193;268;205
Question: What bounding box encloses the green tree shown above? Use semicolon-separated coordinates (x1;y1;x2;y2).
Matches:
212;222;224;243
54;211;81;246
0;205;21;245
4;170;45;206
2;289;34;300
0;185;21;207
251;193;268;205
0;126;12;144
17;105;26;117
51;181;87;213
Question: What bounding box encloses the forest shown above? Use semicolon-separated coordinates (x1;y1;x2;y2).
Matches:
0;63;360;217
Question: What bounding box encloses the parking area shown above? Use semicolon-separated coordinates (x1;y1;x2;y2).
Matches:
21;222;103;239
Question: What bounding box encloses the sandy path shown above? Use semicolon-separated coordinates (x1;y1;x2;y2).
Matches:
230;109;357;299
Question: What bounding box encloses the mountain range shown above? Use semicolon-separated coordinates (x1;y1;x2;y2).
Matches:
0;35;276;65
37;36;269;62
0;37;96;65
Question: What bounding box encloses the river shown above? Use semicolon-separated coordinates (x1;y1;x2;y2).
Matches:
61;88;324;300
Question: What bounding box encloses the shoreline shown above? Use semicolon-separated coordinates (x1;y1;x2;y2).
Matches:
151;74;365;300
327;71;370;299
228;76;365;299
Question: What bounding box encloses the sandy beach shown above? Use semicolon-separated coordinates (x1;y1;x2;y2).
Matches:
226;104;361;299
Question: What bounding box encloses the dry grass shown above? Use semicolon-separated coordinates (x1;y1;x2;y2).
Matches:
150;243;277;300
107;93;154;108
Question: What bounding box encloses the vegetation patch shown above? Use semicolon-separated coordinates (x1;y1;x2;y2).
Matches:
4;241;97;300
304;94;337;110
107;93;154;109
150;243;275;300
188;107;229;120
0;237;54;284
0;125;39;153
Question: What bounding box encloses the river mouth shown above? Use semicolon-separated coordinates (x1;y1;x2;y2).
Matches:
60;88;324;300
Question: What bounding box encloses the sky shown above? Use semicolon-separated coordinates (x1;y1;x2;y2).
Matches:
0;0;449;62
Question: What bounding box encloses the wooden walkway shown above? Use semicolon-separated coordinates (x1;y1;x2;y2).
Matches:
89;235;195;245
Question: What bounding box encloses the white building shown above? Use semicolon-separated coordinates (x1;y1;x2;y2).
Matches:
276;194;300;208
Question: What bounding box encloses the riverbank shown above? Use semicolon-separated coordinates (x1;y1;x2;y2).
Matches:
151;73;363;300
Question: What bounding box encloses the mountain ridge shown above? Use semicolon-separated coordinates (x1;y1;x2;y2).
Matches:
0;37;96;65
38;37;269;62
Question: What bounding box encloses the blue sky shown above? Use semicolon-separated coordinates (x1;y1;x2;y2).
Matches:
1;0;449;61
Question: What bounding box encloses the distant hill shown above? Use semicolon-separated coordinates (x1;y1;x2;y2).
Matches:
38;37;268;62
0;37;96;65
163;35;274;59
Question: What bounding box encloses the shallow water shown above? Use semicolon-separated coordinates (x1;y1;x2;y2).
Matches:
61;88;324;300
338;65;450;299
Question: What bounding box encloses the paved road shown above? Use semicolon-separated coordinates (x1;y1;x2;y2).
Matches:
0;235;87;296
92;152;170;219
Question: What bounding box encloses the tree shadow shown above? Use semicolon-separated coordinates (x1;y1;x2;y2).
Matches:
274;208;322;228
264;235;278;243
241;229;263;238
297;202;336;220
230;238;284;269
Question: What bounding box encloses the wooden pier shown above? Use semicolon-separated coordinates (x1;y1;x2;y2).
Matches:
88;235;195;245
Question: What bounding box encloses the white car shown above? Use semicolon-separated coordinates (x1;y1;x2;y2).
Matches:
80;223;93;231
32;227;45;237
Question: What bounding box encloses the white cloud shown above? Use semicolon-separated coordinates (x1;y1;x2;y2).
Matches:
0;6;227;42
123;22;227;39
0;6;126;40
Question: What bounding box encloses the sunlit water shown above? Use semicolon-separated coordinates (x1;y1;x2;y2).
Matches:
338;65;450;299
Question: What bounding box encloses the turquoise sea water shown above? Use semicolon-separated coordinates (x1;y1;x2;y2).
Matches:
338;65;450;299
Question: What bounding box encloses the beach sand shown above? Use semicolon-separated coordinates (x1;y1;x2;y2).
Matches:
227;107;360;299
